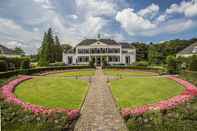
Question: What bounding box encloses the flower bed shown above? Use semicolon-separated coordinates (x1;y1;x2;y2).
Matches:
121;76;197;118
1;75;80;120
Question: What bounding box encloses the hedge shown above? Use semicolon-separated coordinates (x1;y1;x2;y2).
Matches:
104;65;165;74
0;65;92;79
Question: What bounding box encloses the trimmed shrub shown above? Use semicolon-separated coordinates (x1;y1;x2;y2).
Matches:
189;55;197;71
104;65;165;74
0;60;8;72
49;62;65;67
0;65;92;78
134;61;149;67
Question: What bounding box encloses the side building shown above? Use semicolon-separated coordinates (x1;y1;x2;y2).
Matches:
63;39;136;66
176;42;197;58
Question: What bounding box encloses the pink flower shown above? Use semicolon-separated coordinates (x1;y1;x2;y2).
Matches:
121;76;197;118
1;75;80;120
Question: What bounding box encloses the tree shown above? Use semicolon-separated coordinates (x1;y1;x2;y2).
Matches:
47;28;55;63
14;47;25;56
148;44;160;65
61;44;72;53
54;36;63;62
20;58;30;69
38;32;49;66
166;55;181;74
189;55;197;71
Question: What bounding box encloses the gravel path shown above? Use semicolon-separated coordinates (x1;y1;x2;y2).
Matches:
74;67;128;131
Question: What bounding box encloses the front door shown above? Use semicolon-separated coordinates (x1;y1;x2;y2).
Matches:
96;57;101;66
126;56;130;65
68;56;73;64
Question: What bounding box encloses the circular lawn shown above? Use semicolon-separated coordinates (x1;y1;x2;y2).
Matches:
15;75;89;109
110;77;184;108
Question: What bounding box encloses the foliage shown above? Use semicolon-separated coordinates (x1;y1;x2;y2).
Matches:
132;38;196;63
62;44;72;53
0;100;71;131
148;44;161;65
0;56;30;71
189;55;197;71
166;55;181;74
180;71;197;86
49;62;65;67
132;42;149;61
20;58;30;69
14;47;25;56
38;28;63;66
134;61;148;67
0;60;8;72
0;65;91;78
104;66;165;74
126;97;197;131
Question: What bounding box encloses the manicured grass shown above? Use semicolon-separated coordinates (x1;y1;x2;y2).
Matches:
15;76;88;109
48;70;95;77
110;77;184;108
104;69;158;77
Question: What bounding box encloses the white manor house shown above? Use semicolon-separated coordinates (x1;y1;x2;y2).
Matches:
63;38;136;66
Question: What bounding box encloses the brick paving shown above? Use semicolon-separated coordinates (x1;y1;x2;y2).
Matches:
74;67;128;131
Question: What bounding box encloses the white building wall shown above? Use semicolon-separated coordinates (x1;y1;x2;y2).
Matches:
63;42;136;65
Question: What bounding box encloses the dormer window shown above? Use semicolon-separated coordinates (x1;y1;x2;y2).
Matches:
192;46;197;53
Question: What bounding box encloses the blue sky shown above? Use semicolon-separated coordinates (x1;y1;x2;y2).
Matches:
0;0;197;54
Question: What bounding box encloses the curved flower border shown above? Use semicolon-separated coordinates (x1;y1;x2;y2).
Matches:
121;76;197;118
1;75;80;120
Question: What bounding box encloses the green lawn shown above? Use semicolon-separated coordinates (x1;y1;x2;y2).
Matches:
104;69;158;77
15;76;88;109
48;70;95;77
110;77;184;108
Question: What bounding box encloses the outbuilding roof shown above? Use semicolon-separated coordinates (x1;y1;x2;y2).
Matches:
0;44;15;55
177;42;197;54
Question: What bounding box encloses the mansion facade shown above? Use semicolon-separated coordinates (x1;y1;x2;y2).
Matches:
63;39;136;66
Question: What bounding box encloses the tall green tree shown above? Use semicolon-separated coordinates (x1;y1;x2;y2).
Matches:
54;36;63;62
38;32;49;66
47;28;55;63
148;44;160;65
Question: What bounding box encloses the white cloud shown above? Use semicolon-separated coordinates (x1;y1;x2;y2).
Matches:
116;8;156;36
0;18;41;54
76;0;118;17
166;0;197;17
138;3;160;19
141;19;195;36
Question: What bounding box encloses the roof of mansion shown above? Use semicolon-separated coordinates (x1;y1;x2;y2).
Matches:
77;39;135;49
77;39;119;46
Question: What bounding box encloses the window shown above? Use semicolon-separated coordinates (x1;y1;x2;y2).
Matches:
108;56;120;62
78;56;89;62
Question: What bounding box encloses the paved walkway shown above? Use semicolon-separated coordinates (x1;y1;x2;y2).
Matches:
74;67;128;131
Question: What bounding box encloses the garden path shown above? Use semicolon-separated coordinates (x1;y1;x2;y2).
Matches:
74;67;128;131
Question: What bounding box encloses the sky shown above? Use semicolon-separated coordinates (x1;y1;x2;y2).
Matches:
0;0;197;54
